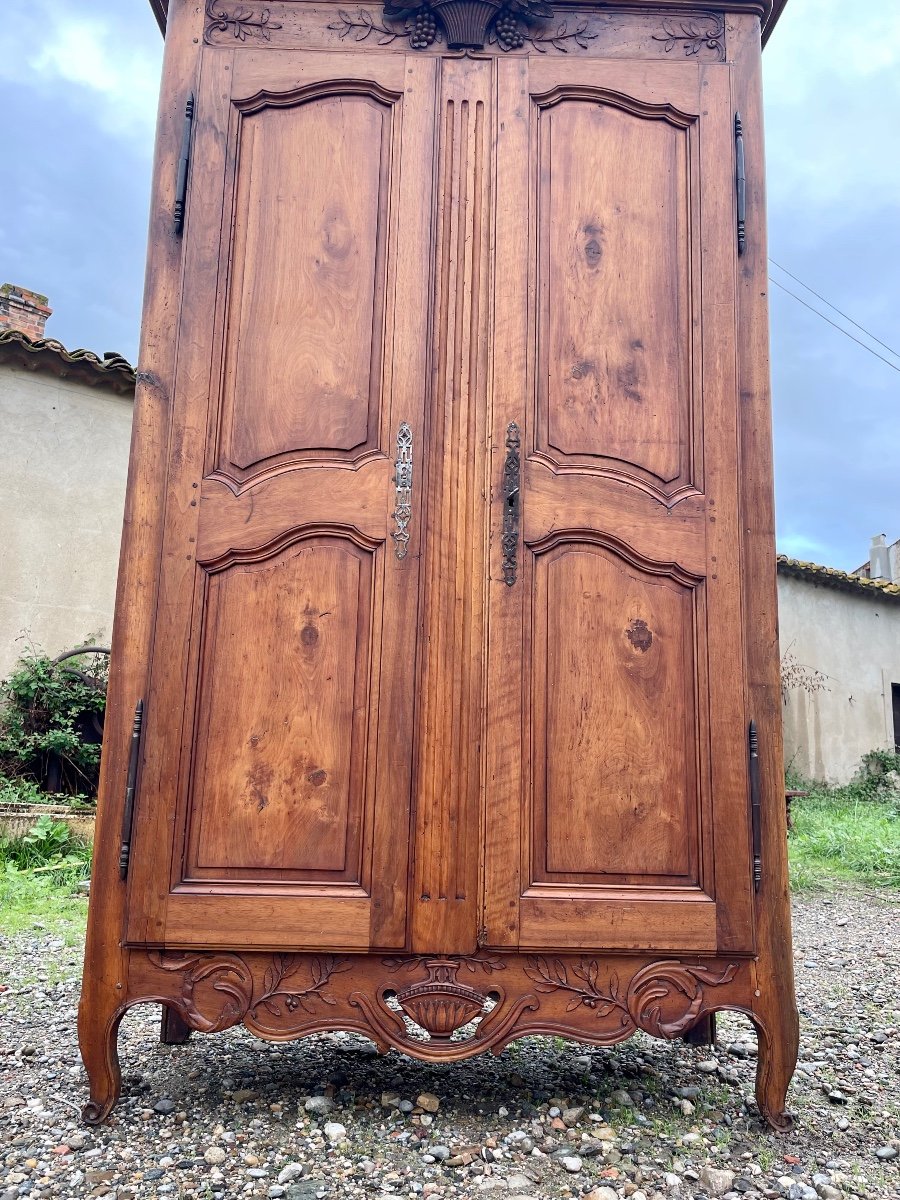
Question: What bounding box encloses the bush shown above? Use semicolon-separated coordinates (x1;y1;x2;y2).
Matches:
0;813;92;884
0;642;108;799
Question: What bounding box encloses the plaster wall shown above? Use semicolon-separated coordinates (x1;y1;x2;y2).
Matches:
0;364;132;678
778;574;900;784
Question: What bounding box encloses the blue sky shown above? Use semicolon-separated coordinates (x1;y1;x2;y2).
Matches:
2;0;897;571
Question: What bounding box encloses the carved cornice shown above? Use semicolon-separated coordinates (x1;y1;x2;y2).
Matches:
328;0;596;53
204;1;283;44
652;13;724;60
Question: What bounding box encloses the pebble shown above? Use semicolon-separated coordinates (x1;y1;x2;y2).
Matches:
700;1166;735;1197
1;894;898;1200
560;1155;582;1172
323;1121;346;1143
152;1098;176;1115
875;1145;898;1160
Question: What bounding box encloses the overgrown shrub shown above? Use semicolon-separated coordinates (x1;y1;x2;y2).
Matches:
0;643;108;800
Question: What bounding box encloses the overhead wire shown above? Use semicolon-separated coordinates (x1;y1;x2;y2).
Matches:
767;274;900;377
769;257;900;362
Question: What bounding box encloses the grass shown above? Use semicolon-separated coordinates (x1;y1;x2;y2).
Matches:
0;813;91;942
787;762;900;890
0;863;88;943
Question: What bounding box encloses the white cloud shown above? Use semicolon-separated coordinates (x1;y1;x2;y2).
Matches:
0;4;161;140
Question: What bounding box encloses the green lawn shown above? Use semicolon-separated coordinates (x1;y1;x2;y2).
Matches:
788;784;900;889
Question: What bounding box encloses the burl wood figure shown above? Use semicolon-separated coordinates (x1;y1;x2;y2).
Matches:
79;0;798;1128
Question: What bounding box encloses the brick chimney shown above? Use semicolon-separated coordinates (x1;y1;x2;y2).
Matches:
0;283;52;340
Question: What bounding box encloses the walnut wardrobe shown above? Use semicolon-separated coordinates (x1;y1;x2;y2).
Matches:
79;0;798;1128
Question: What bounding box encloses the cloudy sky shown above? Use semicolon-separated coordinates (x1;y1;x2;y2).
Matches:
2;0;897;572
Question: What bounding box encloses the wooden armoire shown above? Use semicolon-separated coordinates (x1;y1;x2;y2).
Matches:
79;0;798;1128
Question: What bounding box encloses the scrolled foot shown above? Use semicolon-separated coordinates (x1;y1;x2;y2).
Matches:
751;1009;799;1135
81;1098;112;1126
78;999;125;1126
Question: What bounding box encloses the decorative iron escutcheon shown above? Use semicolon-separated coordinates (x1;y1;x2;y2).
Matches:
391;421;413;559
501;422;521;586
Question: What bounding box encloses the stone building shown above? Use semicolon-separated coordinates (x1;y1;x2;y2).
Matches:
0;286;134;677
778;544;900;785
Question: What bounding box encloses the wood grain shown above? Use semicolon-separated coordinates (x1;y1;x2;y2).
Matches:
83;8;796;1132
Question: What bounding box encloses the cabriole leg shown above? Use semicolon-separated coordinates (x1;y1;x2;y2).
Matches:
751;1009;799;1132
77;997;126;1125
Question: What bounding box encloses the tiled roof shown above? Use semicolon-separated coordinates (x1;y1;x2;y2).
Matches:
0;328;135;395
777;555;900;602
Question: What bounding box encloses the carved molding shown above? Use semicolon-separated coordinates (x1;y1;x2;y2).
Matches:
138;949;742;1051
329;1;596;53
204;1;283;43
652;13;725;61
523;957;738;1038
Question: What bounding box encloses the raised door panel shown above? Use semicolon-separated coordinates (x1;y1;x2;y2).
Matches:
125;50;437;952
219;89;391;479
185;536;374;881
537;94;695;492
484;58;752;956
532;540;702;885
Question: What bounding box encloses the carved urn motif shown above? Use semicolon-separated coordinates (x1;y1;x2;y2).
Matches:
393;957;492;1038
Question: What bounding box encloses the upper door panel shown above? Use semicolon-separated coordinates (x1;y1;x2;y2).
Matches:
535;85;698;496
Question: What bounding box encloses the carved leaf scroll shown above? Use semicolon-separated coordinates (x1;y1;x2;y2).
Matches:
524;957;738;1037
652;13;725;61
204;1;283;43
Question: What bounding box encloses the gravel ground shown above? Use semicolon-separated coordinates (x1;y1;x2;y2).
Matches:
1;888;898;1200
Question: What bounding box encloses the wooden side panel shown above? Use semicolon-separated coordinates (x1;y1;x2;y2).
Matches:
221;94;390;472
186;538;373;880
538;97;691;488
533;543;699;882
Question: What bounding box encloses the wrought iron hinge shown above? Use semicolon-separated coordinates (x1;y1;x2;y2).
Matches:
734;111;746;256
748;720;762;892
501;423;521;586
173;92;195;235
119;699;145;880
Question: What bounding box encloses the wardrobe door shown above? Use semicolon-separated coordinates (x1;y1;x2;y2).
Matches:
484;57;754;955
125;49;437;951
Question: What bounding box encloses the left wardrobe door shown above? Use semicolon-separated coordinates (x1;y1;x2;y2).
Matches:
124;49;437;953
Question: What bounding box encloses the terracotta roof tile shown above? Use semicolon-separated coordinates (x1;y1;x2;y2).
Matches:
777;554;900;601
0;328;135;395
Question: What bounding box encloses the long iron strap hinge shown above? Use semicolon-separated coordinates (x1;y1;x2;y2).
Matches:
748;719;762;892
173;92;195;236
119;699;145;880
735;111;746;256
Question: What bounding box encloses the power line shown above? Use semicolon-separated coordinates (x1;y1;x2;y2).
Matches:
768;276;900;376
769;257;900;362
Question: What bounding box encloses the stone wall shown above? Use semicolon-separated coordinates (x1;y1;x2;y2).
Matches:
778;573;900;784
0;363;133;677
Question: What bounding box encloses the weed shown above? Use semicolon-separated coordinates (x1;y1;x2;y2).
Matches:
0;863;87;941
787;757;900;889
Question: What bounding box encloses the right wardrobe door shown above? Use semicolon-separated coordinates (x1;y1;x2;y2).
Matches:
483;55;755;958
